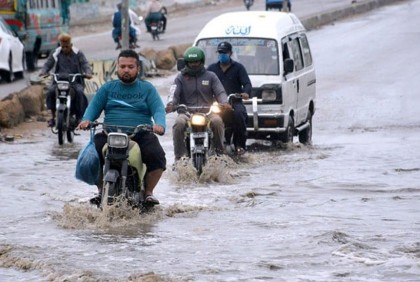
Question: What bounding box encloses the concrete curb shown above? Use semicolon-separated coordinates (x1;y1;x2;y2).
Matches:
301;0;407;30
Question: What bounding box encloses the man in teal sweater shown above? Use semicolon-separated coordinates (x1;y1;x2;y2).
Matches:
78;49;166;205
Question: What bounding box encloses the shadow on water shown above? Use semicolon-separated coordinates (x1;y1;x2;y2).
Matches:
50;142;82;161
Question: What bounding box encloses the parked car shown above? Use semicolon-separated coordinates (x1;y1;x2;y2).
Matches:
0;16;24;83
0;0;68;72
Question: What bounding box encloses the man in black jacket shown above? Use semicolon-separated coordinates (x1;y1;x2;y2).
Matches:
207;41;252;155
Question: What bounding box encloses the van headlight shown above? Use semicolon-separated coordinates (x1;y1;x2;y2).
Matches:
191;114;207;126
57;83;69;90
262;89;277;101
108;133;129;148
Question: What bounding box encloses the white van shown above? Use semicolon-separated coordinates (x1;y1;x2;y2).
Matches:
193;11;316;144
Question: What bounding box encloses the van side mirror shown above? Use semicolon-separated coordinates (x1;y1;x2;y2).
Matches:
284;58;294;74
177;58;186;71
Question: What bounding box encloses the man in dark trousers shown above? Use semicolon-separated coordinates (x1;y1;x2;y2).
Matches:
207;41;252;155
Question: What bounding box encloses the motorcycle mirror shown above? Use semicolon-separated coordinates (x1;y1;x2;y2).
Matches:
284;58;294;74
177;58;186;71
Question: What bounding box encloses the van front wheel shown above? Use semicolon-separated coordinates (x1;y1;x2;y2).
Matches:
280;116;294;143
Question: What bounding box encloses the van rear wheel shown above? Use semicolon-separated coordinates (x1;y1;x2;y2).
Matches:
299;112;312;145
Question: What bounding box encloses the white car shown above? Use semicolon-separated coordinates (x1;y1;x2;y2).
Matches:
0;16;24;83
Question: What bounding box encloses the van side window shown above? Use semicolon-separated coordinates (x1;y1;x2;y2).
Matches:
290;38;303;71
300;34;313;67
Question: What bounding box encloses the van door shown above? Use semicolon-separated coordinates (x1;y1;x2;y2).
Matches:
284;33;310;125
281;36;300;124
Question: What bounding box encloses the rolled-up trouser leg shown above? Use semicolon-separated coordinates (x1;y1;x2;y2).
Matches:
172;114;189;160
210;114;225;154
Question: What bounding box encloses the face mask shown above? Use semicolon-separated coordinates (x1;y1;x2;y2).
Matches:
218;53;230;64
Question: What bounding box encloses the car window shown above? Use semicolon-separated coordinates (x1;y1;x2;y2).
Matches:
0;18;13;36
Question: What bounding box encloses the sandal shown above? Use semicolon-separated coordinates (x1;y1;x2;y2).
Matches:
236;147;246;155
47;119;55;127
89;194;102;207
144;195;160;205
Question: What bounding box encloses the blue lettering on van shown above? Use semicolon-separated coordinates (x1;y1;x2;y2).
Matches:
225;25;251;36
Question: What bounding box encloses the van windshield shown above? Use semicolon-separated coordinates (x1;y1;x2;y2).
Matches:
196;38;279;75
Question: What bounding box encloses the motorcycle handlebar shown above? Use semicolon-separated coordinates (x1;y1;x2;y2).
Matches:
47;73;88;83
176;103;222;116
88;122;153;137
227;93;243;104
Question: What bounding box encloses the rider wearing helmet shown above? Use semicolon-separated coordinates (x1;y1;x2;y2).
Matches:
165;46;230;161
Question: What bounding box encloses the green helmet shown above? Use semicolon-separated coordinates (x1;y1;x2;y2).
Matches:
184;46;205;63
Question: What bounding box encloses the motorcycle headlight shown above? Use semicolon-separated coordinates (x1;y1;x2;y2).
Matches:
262;89;277;101
191;114;207;126
210;102;221;114
57;83;70;90
108;133;129;148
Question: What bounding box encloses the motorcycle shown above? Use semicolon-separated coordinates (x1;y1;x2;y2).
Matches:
148;7;167;41
89;122;155;212
176;102;222;175
112;14;142;49
244;0;254;10
49;73;86;145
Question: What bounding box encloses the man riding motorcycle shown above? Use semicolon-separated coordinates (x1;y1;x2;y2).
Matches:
144;0;167;33
78;49;166;206
165;46;230;161
112;2;139;49
39;33;93;128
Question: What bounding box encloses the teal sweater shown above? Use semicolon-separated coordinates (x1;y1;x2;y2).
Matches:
83;79;166;130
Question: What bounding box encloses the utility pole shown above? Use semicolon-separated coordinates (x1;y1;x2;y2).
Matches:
121;0;130;50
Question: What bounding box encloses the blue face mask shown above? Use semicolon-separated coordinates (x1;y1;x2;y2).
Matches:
218;53;230;64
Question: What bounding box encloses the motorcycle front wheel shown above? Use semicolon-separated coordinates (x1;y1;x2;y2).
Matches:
101;181;116;209
193;153;205;175
57;111;65;145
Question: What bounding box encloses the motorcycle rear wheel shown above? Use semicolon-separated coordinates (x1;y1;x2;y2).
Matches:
67;129;74;143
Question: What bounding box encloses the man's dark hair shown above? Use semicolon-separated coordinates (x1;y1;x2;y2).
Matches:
118;49;140;66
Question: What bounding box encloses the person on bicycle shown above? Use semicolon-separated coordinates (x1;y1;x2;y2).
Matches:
78;49;166;206
165;46;230;161
39;33;93;128
207;41;252;155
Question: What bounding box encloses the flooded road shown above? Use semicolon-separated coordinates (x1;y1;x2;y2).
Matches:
1;1;420;281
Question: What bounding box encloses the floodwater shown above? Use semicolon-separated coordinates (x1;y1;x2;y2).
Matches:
1;1;419;281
